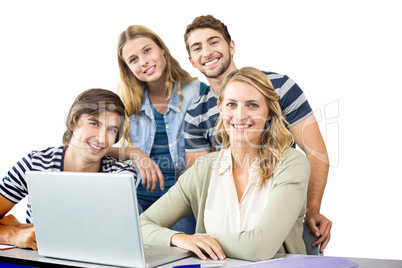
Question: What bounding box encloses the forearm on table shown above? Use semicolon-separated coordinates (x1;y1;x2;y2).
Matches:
0;224;18;246
140;179;192;245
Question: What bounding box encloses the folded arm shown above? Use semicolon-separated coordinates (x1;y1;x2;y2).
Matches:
0;195;37;250
108;147;164;193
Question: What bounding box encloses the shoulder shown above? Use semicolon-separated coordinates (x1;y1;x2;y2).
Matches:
29;146;65;170
181;152;219;179
261;70;302;92
179;152;219;189
193;151;220;167
261;70;286;82
31;146;64;158
273;148;310;183
180;80;202;106
181;80;201;93
186;86;217;118
283;148;310;169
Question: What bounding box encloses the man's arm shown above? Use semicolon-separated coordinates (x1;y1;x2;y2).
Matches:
289;114;332;252
0;195;37;250
108;147;164;193
185;151;209;168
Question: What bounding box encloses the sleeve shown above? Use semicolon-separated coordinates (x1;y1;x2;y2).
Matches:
139;166;196;246
183;105;212;153
111;160;138;184
276;75;313;126
210;151;310;261
0;152;34;203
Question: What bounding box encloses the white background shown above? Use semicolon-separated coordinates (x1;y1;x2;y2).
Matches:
1;0;401;261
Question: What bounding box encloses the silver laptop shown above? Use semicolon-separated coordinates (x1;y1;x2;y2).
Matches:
26;171;192;268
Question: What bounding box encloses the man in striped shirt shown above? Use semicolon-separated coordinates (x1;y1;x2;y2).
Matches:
0;88;137;250
183;15;331;252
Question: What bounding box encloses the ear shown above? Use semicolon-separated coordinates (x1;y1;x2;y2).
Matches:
218;99;223;113
69;123;76;133
188;56;196;68
229;40;236;57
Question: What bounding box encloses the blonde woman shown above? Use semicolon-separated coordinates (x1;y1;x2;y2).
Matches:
140;67;310;261
108;25;206;233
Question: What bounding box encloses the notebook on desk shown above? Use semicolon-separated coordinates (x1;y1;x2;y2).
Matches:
26;171;192;268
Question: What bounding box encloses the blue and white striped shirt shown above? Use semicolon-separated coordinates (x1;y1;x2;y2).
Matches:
183;71;313;152
0;146;137;223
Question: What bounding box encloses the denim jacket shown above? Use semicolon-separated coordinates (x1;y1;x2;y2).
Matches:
128;80;201;185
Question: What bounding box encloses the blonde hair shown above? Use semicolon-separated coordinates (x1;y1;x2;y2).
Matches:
215;67;294;185
116;25;197;146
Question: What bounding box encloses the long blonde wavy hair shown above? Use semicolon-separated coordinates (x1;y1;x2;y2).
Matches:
215;67;294;184
116;25;197;146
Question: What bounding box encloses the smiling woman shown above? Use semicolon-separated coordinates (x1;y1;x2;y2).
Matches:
106;25;208;234
140;67;310;262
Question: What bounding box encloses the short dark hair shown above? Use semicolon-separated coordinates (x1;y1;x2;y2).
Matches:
184;15;231;55
62;88;126;147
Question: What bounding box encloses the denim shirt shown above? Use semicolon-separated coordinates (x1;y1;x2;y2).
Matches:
128;80;201;185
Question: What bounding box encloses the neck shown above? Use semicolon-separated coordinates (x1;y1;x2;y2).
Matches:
230;145;258;170
146;72;167;96
147;81;166;95
208;63;238;95
63;146;101;172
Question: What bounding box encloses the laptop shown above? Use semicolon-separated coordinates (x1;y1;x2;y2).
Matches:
26;171;192;268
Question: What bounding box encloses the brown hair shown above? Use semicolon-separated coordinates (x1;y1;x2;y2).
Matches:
184;15;231;55
62;88;126;147
215;67;294;185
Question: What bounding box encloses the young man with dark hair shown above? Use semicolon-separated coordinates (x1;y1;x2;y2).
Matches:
0;88;137;250
183;15;331;252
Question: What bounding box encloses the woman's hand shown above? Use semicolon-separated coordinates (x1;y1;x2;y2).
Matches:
108;147;164;193
171;233;226;261
126;147;165;193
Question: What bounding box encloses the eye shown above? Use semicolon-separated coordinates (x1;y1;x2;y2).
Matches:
90;122;99;127
192;46;201;53
108;127;117;133
144;48;151;54
211;40;219;45
226;102;236;108
249;103;259;108
128;57;138;64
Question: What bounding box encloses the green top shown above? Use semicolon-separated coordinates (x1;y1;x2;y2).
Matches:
140;148;310;261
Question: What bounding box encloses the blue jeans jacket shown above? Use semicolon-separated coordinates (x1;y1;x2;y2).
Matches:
128;80;201;187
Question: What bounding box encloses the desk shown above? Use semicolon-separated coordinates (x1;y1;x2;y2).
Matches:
1;248;402;267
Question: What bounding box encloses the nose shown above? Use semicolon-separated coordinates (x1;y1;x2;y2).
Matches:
97;128;108;144
202;45;213;58
234;104;245;121
140;55;149;67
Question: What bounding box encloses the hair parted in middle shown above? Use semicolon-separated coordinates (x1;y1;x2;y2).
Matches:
62;88;126;148
116;25;197;146
215;67;294;184
184;14;232;55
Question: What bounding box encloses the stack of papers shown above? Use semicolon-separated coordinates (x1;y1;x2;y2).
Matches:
0;244;16;250
237;255;358;268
